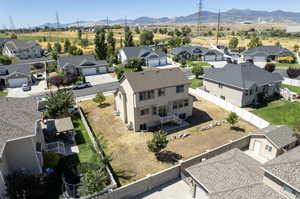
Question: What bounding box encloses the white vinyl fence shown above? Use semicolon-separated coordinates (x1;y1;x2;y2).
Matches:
189;88;270;129
283;77;300;87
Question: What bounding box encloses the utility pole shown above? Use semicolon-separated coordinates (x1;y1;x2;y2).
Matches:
197;0;203;36
216;9;221;45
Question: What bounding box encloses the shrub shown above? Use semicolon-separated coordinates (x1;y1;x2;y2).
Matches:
264;63;276;73
226;112;238;127
147;131;168;157
49;75;64;88
93;92;106;107
0;56;12;65
287;67;300;79
43;152;60;169
192;65;204;79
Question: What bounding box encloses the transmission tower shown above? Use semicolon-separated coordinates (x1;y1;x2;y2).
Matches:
9;16;15;30
56;11;60;29
197;0;203;36
216;9;221;45
125;16;128;27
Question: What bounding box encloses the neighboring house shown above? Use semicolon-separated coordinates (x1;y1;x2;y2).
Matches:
58;55;108;76
114;68;193;132
171;45;224;61
249;125;298;161
118;47;167;67
183;148;285;199
203;63;283;107
0;38;10;48
0;64;32;88
3;39;43;59
263;146;300;199
0;97;43;196
242;46;295;62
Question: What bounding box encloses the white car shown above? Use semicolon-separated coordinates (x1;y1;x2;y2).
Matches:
35;73;45;80
22;83;31;91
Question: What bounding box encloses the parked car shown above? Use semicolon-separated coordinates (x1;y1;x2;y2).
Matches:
22;83;31;91
35;73;45;80
72;82;91;90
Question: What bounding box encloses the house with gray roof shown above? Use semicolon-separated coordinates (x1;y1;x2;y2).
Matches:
203;63;283;107
118;47;167;67
242;46;295;62
171;45;224;61
3;39;43;59
114;67;193;131
183;148;286;199
263;146;300;199
0;63;32;88
0;97;43;195
58;55;108;76
248;125;298;162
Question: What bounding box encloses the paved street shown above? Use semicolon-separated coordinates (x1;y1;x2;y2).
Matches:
72;81;119;98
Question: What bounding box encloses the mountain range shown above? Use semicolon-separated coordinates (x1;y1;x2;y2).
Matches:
38;9;300;28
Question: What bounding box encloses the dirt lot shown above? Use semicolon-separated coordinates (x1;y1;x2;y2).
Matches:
80;95;257;185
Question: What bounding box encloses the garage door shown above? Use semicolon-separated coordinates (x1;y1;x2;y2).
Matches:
82;68;97;76
216;55;223;61
98;67;107;74
253;141;261;154
8;78;28;88
148;59;160;67
254;56;266;62
204;55;216;61
159;58;167;65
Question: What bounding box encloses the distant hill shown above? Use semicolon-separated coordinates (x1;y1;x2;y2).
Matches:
38;9;300;28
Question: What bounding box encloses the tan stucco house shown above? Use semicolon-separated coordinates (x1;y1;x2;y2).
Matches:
203;63;283;107
114;68;193;132
249;125;298;161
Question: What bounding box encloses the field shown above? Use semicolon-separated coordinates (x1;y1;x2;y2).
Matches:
251;100;300;129
80;95;256;185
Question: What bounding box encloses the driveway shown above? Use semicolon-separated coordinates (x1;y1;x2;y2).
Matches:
134;179;193;199
85;74;118;86
7;80;47;98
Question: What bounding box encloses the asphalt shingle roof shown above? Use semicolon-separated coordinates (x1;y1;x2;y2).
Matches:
243;46;294;57
0;64;31;78
4;39;40;51
203;63;283;89
122;67;190;92
171;45;223;56
122;47;166;59
0;97;41;157
186;149;263;193
253;125;298;149
263;146;300;192
58;55;107;69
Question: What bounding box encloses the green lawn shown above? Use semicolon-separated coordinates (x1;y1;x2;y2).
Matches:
251;100;300;129
276;63;300;68
283;84;300;94
0;91;7;97
187;61;211;68
190;79;203;89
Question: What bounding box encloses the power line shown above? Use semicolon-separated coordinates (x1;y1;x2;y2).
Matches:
216;9;221;45
197;0;203;36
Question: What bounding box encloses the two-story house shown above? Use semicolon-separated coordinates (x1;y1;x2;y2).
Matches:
203;63;283;107
3;40;43;60
114;68;193;132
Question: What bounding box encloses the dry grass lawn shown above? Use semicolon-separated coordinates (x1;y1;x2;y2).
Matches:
81;95;256;185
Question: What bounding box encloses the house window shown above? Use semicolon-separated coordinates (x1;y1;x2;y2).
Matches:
152;107;157;115
139;90;155;101
140;124;147;131
184;99;189;107
140;108;150;116
250;89;254;95
173;101;178;110
36;143;42;152
245;91;249;96
179;113;186;120
176;85;185;93
158;88;166;97
221;96;225;100
282;185;297;198
265;145;272;152
218;84;223;88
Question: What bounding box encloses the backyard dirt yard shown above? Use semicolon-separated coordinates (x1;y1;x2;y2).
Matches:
80;95;257;185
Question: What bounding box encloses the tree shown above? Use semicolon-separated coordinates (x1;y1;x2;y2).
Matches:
182;37;191;45
51;50;58;60
64;39;71;53
147;131;168;157
94;29;107;60
275;41;281;46
228;37;239;50
168;37;182;48
294;44;299;52
107;31;116;59
78;168;107;197
181;26;192;36
45;89;74;119
93;92;106;107
174;29;181;37
140;30;154;45
80;38;89;48
192;65;204;79
47;42;52;52
135;26;140;34
247;36;262;49
287;67;300;79
53;42;62;54
0;56;12;65
78;29;82;40
264;63;276;73
124;28;134;47
226;112;238;128
48;75;64;88
10;33;17;39
125;58;144;69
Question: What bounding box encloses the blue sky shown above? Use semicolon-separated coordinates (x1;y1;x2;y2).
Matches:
0;0;299;27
